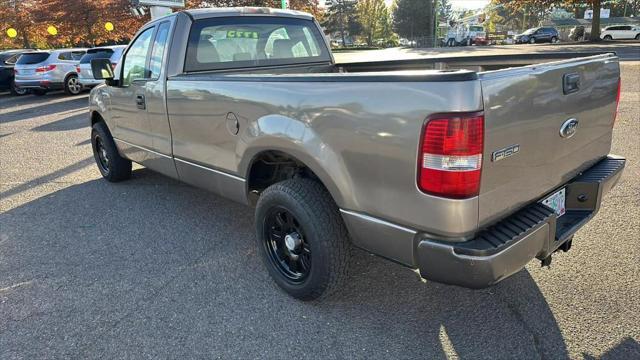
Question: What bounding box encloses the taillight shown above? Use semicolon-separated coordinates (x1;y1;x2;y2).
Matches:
76;65;81;73
418;112;484;199
111;63;117;70
36;64;56;73
13;68;18;75
614;77;621;124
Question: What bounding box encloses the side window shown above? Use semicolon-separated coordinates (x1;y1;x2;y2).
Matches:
71;51;86;60
58;52;71;60
5;54;19;64
121;27;154;86
149;22;171;79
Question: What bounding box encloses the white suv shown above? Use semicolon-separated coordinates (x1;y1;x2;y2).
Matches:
600;25;640;40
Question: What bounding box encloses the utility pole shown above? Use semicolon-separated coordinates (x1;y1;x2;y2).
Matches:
339;0;346;47
433;0;439;47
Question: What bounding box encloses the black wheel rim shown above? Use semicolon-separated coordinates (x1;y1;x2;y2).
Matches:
263;206;311;283
94;135;110;173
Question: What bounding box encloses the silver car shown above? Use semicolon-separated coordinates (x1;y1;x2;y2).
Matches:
14;48;87;95
77;46;126;88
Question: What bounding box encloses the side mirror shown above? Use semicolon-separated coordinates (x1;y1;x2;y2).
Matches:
91;58;114;81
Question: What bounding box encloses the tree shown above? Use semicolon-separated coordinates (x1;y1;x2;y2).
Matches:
321;1;362;46
499;0;607;41
357;0;392;45
393;0;434;40
2;0;322;50
438;0;452;21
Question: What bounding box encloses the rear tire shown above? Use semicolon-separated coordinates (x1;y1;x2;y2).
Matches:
529;37;536;44
64;74;82;95
91;121;132;182
9;80;28;96
551;36;558;43
255;178;351;301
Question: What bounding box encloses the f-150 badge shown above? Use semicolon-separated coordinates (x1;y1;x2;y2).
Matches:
492;144;520;162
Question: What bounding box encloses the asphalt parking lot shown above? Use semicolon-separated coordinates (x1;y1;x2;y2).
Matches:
1;62;639;359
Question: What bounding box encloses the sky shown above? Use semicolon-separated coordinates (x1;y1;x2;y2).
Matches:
450;0;490;10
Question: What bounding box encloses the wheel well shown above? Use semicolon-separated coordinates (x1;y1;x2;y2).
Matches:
91;111;104;127
64;72;77;83
247;150;322;205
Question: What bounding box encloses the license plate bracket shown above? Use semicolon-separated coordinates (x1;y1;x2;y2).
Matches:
541;188;566;218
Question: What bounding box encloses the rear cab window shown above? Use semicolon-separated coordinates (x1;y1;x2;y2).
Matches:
16;53;51;65
185;16;330;72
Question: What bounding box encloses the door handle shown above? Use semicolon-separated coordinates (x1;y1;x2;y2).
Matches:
136;94;146;109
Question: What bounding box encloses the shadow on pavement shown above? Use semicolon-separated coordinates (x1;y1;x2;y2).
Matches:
32;112;87;132
0;157;94;199
584;337;640;359
0;95;87;124
0;168;570;358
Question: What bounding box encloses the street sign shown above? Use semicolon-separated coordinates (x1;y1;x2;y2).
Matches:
134;0;185;8
584;9;610;19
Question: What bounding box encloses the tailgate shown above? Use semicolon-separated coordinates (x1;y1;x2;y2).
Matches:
478;54;620;226
78;64;94;79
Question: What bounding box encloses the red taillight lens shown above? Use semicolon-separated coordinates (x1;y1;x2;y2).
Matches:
614;77;621;124
35;64;56;73
13;69;18;75
76;65;81;73
418;113;484;199
111;63;117;70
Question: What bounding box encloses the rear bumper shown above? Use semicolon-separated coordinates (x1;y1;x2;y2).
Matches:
78;77;103;87
417;155;625;288
14;79;63;90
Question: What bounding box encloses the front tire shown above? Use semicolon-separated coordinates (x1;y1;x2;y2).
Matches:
604;35;613;41
551;36;558;43
255;178;351;301
635;34;639;40
91;121;132;182
64;74;82;95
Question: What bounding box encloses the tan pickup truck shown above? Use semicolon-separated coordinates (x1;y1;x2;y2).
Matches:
87;8;625;300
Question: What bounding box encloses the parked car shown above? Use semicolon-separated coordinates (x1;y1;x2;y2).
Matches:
569;26;587;42
77;46;126;88
600;25;640;40
14;48;87;95
88;8;624;300
515;27;560;44
0;49;34;95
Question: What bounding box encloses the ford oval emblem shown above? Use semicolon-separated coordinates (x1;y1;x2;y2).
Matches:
559;118;579;138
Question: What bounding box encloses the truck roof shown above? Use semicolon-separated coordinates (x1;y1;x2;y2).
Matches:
183;7;314;21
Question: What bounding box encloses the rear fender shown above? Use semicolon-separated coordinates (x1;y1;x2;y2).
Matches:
239;114;352;208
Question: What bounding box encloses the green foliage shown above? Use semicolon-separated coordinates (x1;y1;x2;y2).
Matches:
321;0;363;40
357;0;393;45
393;0;434;38
438;0;453;20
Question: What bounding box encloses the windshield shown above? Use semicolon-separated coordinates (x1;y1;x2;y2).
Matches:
523;28;538;35
16;53;50;65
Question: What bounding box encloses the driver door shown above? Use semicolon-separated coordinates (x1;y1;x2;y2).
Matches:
109;26;155;160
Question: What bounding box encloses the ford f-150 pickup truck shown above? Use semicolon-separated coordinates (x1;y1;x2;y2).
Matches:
87;7;625;300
